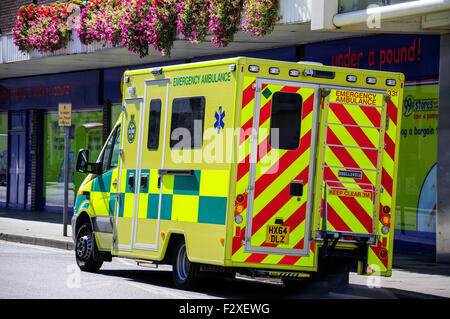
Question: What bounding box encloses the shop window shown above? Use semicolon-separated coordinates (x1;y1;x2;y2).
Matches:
43;110;103;210
147;99;161;150
170;96;205;149
269;92;303;150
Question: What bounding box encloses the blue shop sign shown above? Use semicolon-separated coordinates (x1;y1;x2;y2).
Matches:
0;70;100;109
304;34;440;81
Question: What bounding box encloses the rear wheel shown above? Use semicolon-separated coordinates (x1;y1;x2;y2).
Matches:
172;239;199;290
75;222;103;272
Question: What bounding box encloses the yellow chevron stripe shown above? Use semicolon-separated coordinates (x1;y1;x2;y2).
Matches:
327;124;381;149
327;108;379;170
326;196;369;233
324;147;377;185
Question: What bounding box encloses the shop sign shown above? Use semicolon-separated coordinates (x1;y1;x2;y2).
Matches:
58;103;72;126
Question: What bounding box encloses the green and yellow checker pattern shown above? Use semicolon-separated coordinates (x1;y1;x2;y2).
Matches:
118;168;230;225
78;170;117;218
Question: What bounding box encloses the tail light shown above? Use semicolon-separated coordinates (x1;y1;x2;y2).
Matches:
380;249;388;258
381;215;391;226
234;193;246;225
236;194;245;203
235;193;247;216
383;205;391;214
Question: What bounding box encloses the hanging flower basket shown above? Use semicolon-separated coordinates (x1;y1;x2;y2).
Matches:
241;0;279;36
74;1;104;45
146;0;178;56
119;0;152;58
102;1;126;47
208;0;243;48
74;0;125;47
12;0;281;57
13;2;74;54
176;0;210;44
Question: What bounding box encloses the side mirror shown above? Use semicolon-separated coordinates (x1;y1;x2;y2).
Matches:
76;149;90;173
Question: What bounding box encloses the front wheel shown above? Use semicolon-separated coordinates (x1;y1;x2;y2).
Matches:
75;222;103;272
172;239;199;290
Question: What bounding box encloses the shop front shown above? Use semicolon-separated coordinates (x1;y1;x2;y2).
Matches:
0;71;101;212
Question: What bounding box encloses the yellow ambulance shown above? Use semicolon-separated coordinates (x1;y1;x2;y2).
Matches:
72;57;404;290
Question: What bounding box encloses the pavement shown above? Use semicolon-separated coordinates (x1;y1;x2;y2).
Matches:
0;207;449;298
0;208;74;250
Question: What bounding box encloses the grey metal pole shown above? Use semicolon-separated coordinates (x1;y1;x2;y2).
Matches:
63;126;69;237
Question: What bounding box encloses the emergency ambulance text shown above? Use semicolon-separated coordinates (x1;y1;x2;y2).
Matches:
173;71;231;87
334;90;377;106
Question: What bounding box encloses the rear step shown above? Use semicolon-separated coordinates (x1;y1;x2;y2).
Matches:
316;231;375;275
136;259;158;268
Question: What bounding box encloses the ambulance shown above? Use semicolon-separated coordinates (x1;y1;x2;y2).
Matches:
72;57;404;290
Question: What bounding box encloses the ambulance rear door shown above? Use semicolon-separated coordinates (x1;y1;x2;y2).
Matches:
244;78;320;257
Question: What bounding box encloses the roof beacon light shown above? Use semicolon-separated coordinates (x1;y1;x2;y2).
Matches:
269;67;280;75
289;69;300;77
366;77;377;85
346;75;357;83
386;79;397;86
249;65;260;73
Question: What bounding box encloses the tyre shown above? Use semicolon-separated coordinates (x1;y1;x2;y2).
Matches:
172;239;199;290
75;222;103;272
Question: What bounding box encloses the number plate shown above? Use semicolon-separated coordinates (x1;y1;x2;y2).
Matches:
266;225;290;245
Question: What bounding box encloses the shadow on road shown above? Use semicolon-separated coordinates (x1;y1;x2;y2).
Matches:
0;209;72;225
94;266;444;299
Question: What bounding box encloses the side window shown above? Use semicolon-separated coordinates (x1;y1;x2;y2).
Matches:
101;125;121;173
110;125;121;169
170;96;205;149
269;92;303;150
147;99;161;150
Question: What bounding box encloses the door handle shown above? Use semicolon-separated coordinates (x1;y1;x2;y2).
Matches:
128;175;134;189
141;175;148;188
112;180;118;187
158;169;194;176
289;180;303;197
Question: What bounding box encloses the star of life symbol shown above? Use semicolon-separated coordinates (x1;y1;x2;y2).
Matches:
127;114;136;143
214;106;225;134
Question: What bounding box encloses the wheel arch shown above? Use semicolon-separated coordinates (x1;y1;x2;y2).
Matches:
74;211;94;238
161;232;186;264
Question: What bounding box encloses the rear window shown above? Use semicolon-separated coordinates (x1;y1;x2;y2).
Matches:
269;92;303;150
170;96;205;149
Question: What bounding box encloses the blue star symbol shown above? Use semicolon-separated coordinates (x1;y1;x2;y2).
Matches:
214;106;225;134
